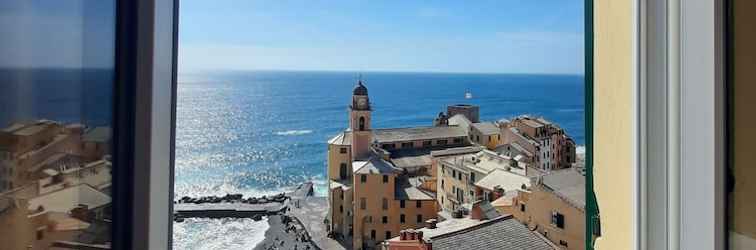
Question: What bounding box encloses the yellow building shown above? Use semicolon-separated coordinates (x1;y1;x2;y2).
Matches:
328;80;478;250
446;114;502;150
503;168;585;250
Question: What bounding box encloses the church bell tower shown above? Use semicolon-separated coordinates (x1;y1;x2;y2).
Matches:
350;78;373;160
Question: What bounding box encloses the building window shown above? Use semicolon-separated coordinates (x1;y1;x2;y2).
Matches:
559;240;569;247
470;172;476;182
382;198;388;210
360;175;367;183
382;175;388;183
423;140;432;146
400;214;406;223
401;142;413;148
441;180;444;189
340;163;348;180
437;139;447;145
552;211;565;229
340;192;344;200
457;173;462;181
453;138;462;144
36;229;44;240
452;170;456;178
340;205;343;213
382;216;388;224
360;198;366;210
520;203;526;212
416;214;422;223
400;200;405;208
359;117;366;131
371;230;376;240
416;200;421;208
340;147;347;154
385;231;391;240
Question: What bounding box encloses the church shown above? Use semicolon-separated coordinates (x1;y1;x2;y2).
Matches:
326;79;482;250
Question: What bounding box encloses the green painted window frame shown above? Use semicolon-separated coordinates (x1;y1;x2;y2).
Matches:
584;0;599;249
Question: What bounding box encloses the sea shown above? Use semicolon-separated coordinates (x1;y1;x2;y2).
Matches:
0;69;585;249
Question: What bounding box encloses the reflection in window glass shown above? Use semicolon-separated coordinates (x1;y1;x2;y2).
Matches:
0;1;114;249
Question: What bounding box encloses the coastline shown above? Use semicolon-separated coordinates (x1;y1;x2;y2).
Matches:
253;182;346;250
254;214;318;250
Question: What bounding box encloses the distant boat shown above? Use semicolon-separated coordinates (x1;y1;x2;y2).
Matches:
465;90;473;99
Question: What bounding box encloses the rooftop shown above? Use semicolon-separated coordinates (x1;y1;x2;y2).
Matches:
394;177;435;201
471;122;499;135
430;216;555;250
390;215;555;250
28;153;77;173
509;127;539;145
82;127;111;143
540;168;585;208
390;153;432;170
536;117;553;126
440;150;512;175
327;131;351;146
27;184;111;214
430;146;484;157
448;114;472;127
12;121;55;136
374;126;467;143
520;118;544;129
494;142;534;158
491;190;521;207
353;157;400;175
474;169;531;192
1;122;27;133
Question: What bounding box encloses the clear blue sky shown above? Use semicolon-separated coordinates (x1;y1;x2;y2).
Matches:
179;0;584;74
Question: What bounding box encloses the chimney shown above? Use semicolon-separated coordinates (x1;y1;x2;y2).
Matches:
426;219;437;229
470;200;484;220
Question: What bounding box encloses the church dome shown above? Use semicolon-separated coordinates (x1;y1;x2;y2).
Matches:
353;80;368;96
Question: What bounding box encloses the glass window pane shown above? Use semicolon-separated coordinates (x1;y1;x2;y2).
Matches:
0;1;115;249
175;2;586;250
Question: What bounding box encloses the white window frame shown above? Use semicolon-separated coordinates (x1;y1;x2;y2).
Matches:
639;0;726;249
127;0;178;249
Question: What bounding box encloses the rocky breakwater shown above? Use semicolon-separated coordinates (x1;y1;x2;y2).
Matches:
173;193;290;221
177;193;289;205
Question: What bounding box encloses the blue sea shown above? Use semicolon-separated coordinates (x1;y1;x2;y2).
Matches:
172;70;584;249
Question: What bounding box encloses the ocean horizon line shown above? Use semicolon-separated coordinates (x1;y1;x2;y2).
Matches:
177;68;586;77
